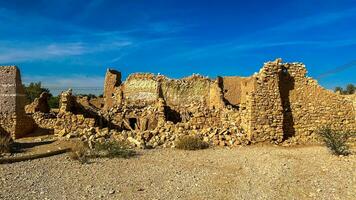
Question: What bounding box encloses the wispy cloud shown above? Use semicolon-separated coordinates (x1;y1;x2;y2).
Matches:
22;75;105;95
266;7;356;33
0;5;192;64
0;40;132;63
161;7;356;62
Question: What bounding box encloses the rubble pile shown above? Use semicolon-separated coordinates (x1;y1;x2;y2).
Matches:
25;92;51;114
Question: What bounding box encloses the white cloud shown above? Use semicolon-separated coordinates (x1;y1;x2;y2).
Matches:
22;75;105;95
0;40;133;63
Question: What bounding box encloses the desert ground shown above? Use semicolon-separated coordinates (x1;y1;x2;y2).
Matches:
1;141;355;200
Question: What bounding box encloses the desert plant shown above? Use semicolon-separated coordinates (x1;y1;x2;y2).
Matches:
0;134;13;154
69;143;90;164
175;135;209;150
23;82;51;103
93;140;136;159
317;126;354;156
334;84;355;95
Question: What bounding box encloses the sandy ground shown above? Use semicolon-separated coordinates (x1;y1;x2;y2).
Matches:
1;145;355;200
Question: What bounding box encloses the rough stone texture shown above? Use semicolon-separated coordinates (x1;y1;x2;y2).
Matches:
281;62;355;138
12;59;355;147
238;59;355;143
25;92;50;114
243;59;285;143
103;69;121;110
0;66;34;138
102;58;355;146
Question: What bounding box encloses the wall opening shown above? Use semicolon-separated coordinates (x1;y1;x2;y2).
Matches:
129;118;137;129
279;66;296;140
164;106;182;124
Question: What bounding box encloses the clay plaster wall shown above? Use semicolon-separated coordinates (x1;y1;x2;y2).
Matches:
123;74;159;105
221;76;253;105
160;75;211;107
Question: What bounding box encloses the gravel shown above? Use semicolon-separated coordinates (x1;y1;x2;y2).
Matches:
1;145;355;200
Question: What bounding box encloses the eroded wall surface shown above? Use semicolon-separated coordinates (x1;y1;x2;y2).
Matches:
282;63;355;138
103;69;121;110
0;66;34;138
101;59;355;144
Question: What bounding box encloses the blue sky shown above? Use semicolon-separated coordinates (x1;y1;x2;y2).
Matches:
0;0;355;95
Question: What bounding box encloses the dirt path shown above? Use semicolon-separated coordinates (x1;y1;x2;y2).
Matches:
1;145;355;200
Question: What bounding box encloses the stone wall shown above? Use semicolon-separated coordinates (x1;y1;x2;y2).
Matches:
103;69;121;110
25;92;50;114
102;60;355;145
242;60;284;143
0;66;34;138
281;62;355;138
237;59;355;143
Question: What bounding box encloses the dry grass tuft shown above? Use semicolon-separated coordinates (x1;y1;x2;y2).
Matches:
69;142;90;164
0;134;13;154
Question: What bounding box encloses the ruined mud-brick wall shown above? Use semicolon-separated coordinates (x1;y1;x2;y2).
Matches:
102;72;232;132
282;63;355;137
118;73;224;110
103;69;121;110
221;76;253;105
240;60;284;143
0;66;34;138
160;75;211;107
122;73;159;106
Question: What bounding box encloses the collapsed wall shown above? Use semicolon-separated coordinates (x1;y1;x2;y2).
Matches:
111;73;225;110
102;59;355;145
5;58;353;146
0;66;34;138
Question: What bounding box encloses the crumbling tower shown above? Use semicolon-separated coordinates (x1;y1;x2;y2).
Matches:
103;69;122;111
0;66;34;138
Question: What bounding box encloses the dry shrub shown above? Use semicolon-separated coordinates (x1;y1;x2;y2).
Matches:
175;135;209;150
317;126;355;156
69;142;90;164
69;140;135;164
0;134;13;154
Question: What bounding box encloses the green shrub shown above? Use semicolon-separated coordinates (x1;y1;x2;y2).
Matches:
69;140;135;164
175;135;209;150
48;96;60;109
93;140;136;159
317;126;354;156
